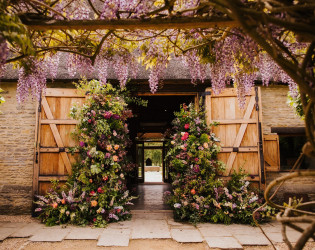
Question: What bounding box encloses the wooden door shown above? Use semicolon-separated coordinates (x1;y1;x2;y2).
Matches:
205;87;265;188
136;142;144;183
263;134;280;172
33;88;85;196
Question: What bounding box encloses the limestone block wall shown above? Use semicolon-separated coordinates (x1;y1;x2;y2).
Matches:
260;85;304;134
0;82;36;214
261;86;314;201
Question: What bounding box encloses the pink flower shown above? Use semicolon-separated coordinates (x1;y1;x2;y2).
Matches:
97;187;104;193
79;141;85;147
88;119;92;123
181;132;189;141
184;124;190;129
103;111;112;119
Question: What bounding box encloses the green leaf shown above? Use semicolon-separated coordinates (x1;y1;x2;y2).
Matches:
91;165;101;175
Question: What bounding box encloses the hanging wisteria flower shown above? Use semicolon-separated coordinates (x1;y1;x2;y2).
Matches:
17;57;47;103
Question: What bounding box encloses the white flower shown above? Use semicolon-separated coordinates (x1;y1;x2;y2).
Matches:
171;141;175;145
174;203;181;209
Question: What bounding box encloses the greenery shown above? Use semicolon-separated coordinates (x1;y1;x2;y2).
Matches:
287;90;310;120
0;88;4;111
34;80;136;227
145;149;162;166
164;103;275;225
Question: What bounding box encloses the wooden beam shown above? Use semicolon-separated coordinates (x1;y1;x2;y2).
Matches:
213;119;257;124
220;146;258;152
40;148;79;153
21;17;238;31
41;119;79;125
39;176;68;181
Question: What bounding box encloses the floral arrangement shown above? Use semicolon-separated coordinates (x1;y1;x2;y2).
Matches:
35;80;135;227
164;103;275;225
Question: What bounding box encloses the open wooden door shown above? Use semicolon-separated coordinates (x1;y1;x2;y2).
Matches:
205;87;265;188
33;88;85;197
136;142;144;183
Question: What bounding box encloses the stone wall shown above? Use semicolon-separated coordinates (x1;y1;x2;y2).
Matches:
260;85;304;134
0;82;36;214
261;86;314;202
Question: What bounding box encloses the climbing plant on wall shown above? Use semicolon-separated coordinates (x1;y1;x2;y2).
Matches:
35;80;135;227
164;103;275;225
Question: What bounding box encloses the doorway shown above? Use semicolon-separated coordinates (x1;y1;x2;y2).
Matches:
130;94;197;184
128;93;198;210
136;140;168;183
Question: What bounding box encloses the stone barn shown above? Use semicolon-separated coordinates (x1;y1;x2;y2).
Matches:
0;61;314;214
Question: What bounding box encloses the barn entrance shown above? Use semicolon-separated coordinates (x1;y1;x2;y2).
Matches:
128;94;197;184
33;87;269;207
129;94;197;210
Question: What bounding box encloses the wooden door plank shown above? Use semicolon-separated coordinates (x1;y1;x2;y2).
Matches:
205;87;212;125
41;97;72;174
45;88;85;97
32;99;40;197
224;96;256;176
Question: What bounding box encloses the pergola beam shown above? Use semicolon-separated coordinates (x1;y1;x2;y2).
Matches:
20;16;238;31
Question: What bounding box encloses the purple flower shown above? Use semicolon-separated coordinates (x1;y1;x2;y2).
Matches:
79;141;85;147
193;165;200;173
232;203;237;209
103;111;112;119
195;117;201;124
105;153;111;158
112;114;120;120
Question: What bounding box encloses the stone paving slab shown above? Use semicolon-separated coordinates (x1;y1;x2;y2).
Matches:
107;220;133;229
131;219;171;239
205;236;243;249
97;228;130;247
198;224;233;237
29;228;71;242
233;233;271;245
10;223;43;238
65;227;104;240
0;227;19;241
171;228;203;243
132;212;172;220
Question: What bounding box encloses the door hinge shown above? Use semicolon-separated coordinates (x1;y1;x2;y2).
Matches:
200;91;211;97
35;152;38;163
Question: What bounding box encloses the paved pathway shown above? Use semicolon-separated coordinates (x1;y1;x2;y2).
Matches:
0;211;312;249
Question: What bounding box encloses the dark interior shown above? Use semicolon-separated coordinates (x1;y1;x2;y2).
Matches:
128;95;195;136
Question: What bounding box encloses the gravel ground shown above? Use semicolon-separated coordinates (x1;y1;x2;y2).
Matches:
0;215;37;223
1;215;314;250
1;238;315;250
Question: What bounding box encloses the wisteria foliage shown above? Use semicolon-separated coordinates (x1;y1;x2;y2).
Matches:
0;0;311;106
